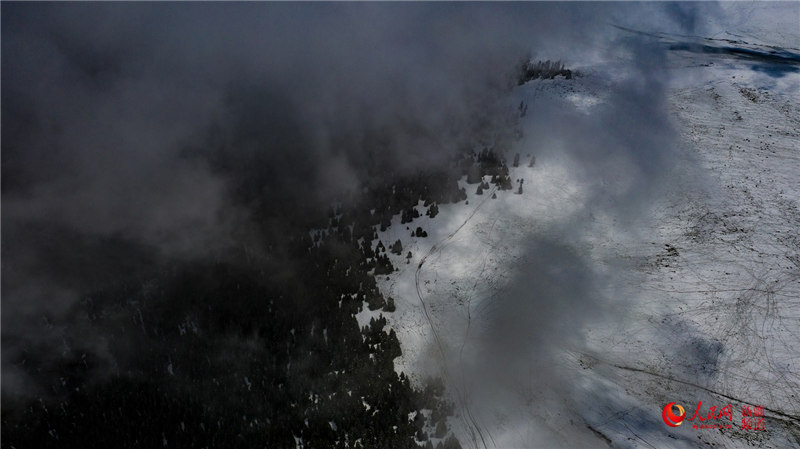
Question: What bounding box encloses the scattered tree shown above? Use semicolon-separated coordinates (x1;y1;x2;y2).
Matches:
426;203;439;218
390;239;403;255
466;163;482;184
435;420;448;438
517;59;572;84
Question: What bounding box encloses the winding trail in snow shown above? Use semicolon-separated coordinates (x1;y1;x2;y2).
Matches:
414;185;499;449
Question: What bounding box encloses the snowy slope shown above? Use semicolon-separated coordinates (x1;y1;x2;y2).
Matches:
362;39;800;448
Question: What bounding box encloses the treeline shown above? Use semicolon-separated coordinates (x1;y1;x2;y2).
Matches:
1;122;530;449
1;169;474;449
517;59;573;84
2;238;459;448
464;147;515;191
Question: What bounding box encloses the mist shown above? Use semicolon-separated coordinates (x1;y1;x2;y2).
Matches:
2;2;732;447
458;44;684;444
2;2;524;391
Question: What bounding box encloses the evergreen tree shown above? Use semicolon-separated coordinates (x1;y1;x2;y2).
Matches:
443;435;463;449
390;239;403;255
466;164;482;184
426;203;439;218
434;420;448;438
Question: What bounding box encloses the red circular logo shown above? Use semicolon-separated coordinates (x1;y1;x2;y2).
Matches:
662;402;685;427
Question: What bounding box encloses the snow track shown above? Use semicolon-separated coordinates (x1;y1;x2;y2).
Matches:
414;186;499;449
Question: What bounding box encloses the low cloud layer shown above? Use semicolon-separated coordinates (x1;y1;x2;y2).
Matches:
3;1;729;435
409;4;737;447
2;3;530;376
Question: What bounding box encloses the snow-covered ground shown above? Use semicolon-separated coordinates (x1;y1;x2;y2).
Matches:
360;30;800;448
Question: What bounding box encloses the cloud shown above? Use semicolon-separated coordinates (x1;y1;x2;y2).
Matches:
420;4;729;447
1;1;724;434
0;1;526;404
